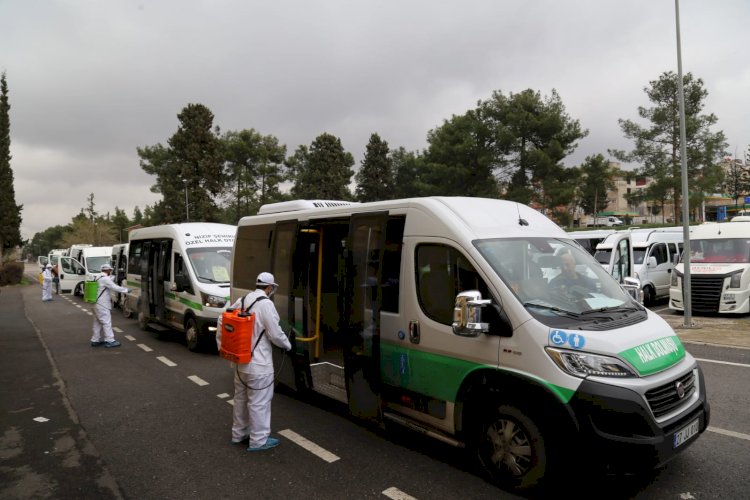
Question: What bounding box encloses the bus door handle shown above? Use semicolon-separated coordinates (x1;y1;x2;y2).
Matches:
409;320;420;344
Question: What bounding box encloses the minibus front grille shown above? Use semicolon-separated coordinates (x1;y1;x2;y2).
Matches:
645;371;696;418
690;275;724;313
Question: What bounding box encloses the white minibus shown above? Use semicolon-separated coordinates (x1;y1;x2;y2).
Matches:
670;219;750;314
124;223;234;351
630;228;683;304
230;197;709;492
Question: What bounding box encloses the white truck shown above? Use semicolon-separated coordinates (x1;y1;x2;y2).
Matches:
670;219;750;314
56;245;113;296
586;216;624;227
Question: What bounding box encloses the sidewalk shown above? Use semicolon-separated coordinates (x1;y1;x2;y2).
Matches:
661;312;750;349
0;281;122;499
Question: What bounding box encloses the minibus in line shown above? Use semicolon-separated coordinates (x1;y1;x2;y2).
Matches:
229;197;709;492
124;223;235;351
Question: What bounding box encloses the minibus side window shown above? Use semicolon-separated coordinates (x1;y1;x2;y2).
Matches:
652;243;667;265
417;244;499;327
129;241;142;274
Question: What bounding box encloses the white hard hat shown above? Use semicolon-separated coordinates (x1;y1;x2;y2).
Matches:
45;263;53;269
100;263;113;272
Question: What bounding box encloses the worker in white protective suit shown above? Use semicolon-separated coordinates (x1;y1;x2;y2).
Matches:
91;263;130;348
41;264;54;302
216;272;291;451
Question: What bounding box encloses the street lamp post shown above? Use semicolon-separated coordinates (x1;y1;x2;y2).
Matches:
675;0;693;328
183;179;189;222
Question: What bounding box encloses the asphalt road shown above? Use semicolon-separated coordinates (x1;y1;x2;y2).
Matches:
2;270;750;499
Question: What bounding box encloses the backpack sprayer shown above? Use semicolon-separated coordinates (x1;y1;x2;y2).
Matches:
219;295;291;390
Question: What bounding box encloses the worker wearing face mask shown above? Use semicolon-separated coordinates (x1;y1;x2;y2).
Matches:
216;272;291;451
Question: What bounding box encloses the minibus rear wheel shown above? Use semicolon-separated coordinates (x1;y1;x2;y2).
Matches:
476;404;546;492
185;317;201;352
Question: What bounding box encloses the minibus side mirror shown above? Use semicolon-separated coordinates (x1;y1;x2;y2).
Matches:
647;256;658;268
452;290;490;337
622;276;643;303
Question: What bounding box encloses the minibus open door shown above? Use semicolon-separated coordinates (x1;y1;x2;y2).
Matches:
270;220;301;390
344;212;387;420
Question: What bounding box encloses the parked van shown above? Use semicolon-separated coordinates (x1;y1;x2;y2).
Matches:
630;228;684;304
231;197;708;491
124;223;235;351
111;243;129;312
670;219;750;314
566;229;616;256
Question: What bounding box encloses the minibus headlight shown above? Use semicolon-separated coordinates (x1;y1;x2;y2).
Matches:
546;347;636;378
729;270;743;289
202;293;226;308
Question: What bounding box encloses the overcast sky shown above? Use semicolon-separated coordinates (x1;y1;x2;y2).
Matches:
2;0;748;240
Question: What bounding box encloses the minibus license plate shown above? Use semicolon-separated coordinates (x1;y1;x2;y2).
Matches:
673;419;699;448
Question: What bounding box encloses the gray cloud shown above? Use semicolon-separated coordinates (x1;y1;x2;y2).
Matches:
2;0;747;239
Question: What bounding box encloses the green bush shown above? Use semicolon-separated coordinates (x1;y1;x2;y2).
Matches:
0;262;24;286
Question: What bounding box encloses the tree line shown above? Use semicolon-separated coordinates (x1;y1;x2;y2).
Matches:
11;70;750;259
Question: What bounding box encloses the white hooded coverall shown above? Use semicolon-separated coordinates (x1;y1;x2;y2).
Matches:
216;289;291;447
41;267;54;301
91;274;129;343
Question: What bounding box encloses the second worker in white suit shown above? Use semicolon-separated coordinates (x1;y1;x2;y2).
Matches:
216;272;291;451
91;263;130;348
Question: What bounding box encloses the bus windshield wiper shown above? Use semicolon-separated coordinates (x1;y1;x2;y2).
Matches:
523;301;581;319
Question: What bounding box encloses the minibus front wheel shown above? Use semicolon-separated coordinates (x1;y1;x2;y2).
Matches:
476;404;546;492
185;316;201;352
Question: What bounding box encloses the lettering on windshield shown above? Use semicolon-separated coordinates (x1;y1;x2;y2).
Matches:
184;234;235;246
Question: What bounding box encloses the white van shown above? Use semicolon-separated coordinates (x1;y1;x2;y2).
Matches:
670;219;750;314
231;197;708;491
566;229;615;256
630;228;684;304
124;223;235;351
53;245;112;296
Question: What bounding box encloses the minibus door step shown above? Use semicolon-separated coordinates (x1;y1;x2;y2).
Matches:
310;362;347;404
382;412;463;448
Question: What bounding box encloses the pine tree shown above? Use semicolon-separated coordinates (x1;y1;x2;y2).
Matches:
355;133;394;202
290;133;354;200
0;71;23;260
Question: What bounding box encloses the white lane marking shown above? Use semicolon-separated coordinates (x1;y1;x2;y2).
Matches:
75;305;82;308
695;357;750;369
113;327;123;333
279;429;340;463
217;393;230;399
156;356;177;367
137;344;153;352
227;400;235;406
33;417;50;423
125;335;135;341
708;426;750;441
382;487;417;500
188;375;209;386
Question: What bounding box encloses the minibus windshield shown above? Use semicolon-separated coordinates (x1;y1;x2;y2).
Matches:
187;247;232;283
475;237;637;319
86;256;110;272
690;238;750;263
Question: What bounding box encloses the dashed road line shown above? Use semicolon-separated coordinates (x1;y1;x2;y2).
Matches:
188;375;209;386
227;400;235;406
217;393;230;399
382;487;417;500
695;357;750;369
279;429;340;463
708;426;750;441
137;344;153;352
124;335;135;341
113;327;123;333
156;356;177;367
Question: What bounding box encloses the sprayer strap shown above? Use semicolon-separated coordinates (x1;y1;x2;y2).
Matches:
95;277;107;302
